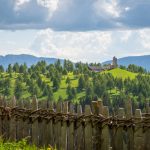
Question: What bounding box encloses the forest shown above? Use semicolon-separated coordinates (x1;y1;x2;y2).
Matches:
0;60;149;112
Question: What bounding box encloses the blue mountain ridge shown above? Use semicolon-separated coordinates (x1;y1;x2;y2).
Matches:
1;54;150;71
102;55;150;71
0;54;64;69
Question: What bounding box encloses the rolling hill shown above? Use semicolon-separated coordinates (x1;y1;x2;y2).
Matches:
103;55;150;71
0;68;137;101
103;68;137;80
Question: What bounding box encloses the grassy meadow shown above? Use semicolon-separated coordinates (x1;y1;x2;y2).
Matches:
0;68;137;102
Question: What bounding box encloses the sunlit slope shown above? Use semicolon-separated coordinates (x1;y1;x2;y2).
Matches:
103;68;137;79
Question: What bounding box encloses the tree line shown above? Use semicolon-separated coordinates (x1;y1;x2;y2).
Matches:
0;60;149;111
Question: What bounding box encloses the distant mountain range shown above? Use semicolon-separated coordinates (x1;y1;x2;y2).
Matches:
0;54;63;69
1;54;150;71
103;55;150;71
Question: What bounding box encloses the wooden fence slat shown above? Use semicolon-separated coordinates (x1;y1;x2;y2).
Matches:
112;108;125;150
61;101;68;150
9;97;17;141
144;101;150;150
68;103;75;150
84;105;92;150
22;100;30;140
134;109;144;150
55;102;62;149
39;100;48;147
98;100;103;115
101;106;110;150
48;101;54;147
43;101;54;147
16;100;24;141
2;97;9;140
76;105;84;150
92;101;101;149
0;97;3;136
31;96;39;145
125;99;134;150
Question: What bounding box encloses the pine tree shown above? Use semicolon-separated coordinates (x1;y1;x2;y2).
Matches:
78;75;85;91
14;79;24;100
0;65;4;73
53;77;60;91
66;77;71;85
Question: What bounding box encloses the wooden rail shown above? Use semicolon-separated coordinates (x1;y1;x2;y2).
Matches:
0;96;150;150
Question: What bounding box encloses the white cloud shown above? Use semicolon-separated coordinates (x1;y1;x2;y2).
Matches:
1;28;150;63
30;29;112;62
37;0;59;17
138;29;150;49
120;30;132;42
94;0;121;18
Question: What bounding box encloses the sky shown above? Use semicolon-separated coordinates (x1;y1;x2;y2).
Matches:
0;0;150;62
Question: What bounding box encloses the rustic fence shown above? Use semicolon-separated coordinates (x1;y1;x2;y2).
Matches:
0;96;150;150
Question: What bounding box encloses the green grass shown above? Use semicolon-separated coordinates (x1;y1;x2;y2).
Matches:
0;138;56;150
0;68;139;101
103;68;137;80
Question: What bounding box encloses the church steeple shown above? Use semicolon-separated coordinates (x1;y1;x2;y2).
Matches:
112;56;118;68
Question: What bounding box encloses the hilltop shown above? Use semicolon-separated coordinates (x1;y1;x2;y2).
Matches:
104;68;137;80
103;55;150;71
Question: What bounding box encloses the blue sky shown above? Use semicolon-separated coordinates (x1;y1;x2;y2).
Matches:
0;0;150;62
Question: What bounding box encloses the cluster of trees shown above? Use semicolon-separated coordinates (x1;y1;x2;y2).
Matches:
120;64;147;74
0;60;149;111
0;60;76;101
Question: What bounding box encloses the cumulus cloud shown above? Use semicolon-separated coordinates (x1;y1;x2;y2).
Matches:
0;0;52;29
139;29;150;49
30;29;112;62
0;0;150;30
1;28;150;62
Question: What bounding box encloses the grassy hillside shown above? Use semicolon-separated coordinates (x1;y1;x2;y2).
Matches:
52;68;136;101
0;68;138;101
103;68;137;79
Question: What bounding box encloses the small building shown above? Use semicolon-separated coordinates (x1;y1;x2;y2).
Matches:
88;56;118;72
88;66;104;72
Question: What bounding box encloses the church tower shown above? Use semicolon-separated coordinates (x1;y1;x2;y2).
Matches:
112;56;118;68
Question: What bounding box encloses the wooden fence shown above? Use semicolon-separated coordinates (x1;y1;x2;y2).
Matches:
0;96;150;150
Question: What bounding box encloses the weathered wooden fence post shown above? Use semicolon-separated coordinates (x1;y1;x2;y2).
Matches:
125;99;134;150
84;105;93;150
38;100;48;146
97;100;110;150
112;108;125;150
9;96;17;141
54;101;62;149
43;101;54;146
16;99;24;141
22;100;31;140
2;97;9;140
101;106;110;150
144;101;150;150
31;96;39;145
48;101;54;146
61;101;68;149
76;105;84;150
68;103;75;150
134;109;144;150
92;101;101;149
0;97;3;136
